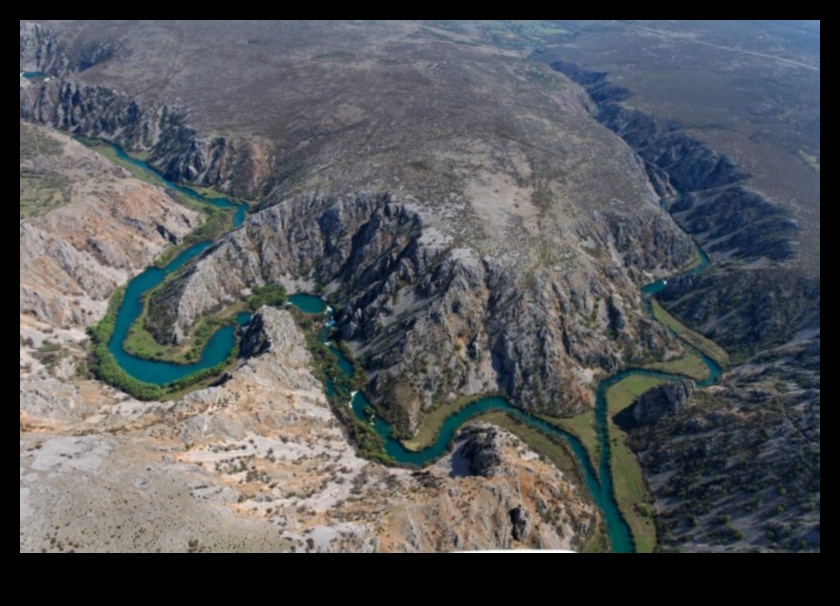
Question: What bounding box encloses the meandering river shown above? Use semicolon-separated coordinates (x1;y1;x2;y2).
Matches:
102;148;721;554
101;147;250;385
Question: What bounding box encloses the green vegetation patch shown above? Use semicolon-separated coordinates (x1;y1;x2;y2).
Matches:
402;395;492;452
126;284;286;364
652;300;730;367
607;376;666;415
645;352;711;382
125;149;152;162
126;312;231;364
88;288;164;401
293;311;390;465
20;169;70;220
83;140;161;188
543;411;601;476
606;376;665;553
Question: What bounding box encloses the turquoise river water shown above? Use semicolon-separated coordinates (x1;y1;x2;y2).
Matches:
102;146;720;554
102;149;249;385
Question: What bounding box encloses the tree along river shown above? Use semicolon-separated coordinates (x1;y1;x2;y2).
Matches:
103;150;720;554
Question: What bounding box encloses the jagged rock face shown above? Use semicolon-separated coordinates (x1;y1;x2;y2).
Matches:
551;62;751;194
239;314;273;359
20;22;66;74
146;192;429;344
509;507;531;542
21;21;121;76
671;187;799;262
598;105;750;193
602;212;696;281
660;267;820;354
21;80;173;152
147;191;690;430
634;380;695;426
20;78;268;199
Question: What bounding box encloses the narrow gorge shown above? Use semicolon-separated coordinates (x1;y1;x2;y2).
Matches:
20;20;819;553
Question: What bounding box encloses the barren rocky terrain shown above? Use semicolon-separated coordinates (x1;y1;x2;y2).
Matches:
20;20;819;553
21;304;596;553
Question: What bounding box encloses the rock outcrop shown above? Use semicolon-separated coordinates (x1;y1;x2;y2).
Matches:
21;80;173;153
458;425;508;478
509;507;531;542
633;380;694;426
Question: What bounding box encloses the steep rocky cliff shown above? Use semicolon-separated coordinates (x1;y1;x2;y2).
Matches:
19;27;703;423
19;79;262;197
595;104;750;193
21;20;124;76
144;190;692;432
20;21;269;200
21;80;169;152
669;187;799;262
